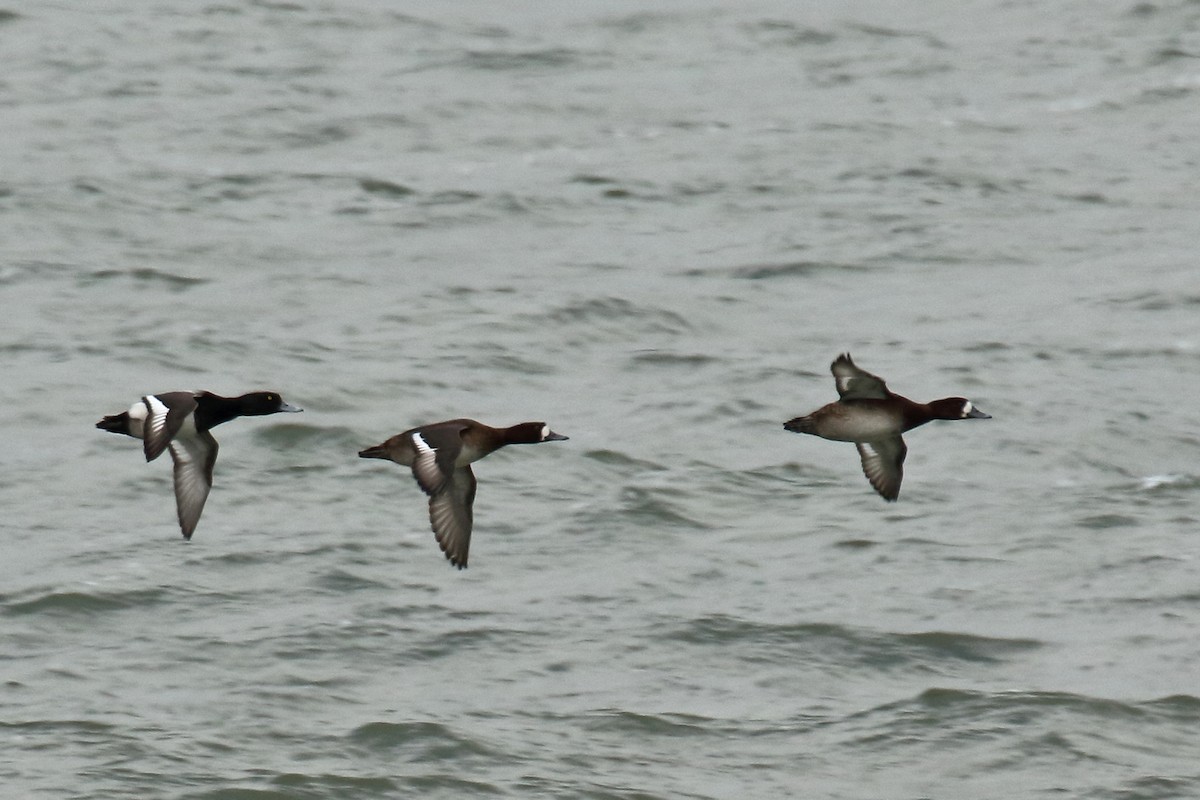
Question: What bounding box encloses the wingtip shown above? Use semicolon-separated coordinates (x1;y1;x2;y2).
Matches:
871;480;900;502
433;522;469;569
441;543;468;569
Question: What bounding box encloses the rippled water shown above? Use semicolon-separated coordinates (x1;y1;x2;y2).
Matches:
4;1;1200;798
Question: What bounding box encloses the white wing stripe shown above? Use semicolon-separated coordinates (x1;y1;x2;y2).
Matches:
143;395;169;436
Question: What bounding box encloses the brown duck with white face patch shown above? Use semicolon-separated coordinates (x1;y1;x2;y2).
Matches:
784;354;990;501
358;419;568;569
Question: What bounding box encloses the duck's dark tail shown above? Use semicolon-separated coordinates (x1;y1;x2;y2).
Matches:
783;415;816;435
96;412;130;434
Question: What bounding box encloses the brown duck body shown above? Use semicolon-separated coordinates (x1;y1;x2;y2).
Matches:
359;419;568;569
784;355;990;501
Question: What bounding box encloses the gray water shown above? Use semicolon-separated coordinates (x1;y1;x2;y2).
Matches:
3;1;1200;798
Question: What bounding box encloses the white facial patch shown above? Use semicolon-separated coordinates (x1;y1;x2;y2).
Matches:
962;401;974;418
540;424;550;441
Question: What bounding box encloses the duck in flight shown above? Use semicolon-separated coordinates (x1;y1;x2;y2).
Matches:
97;391;302;538
359;419;568;568
784;354;990;500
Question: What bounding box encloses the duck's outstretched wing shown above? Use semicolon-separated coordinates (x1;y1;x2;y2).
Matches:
428;466;476;569
407;423;468;496
831;354;889;400
856;436;906;501
142;392;197;462
169;429;217;539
